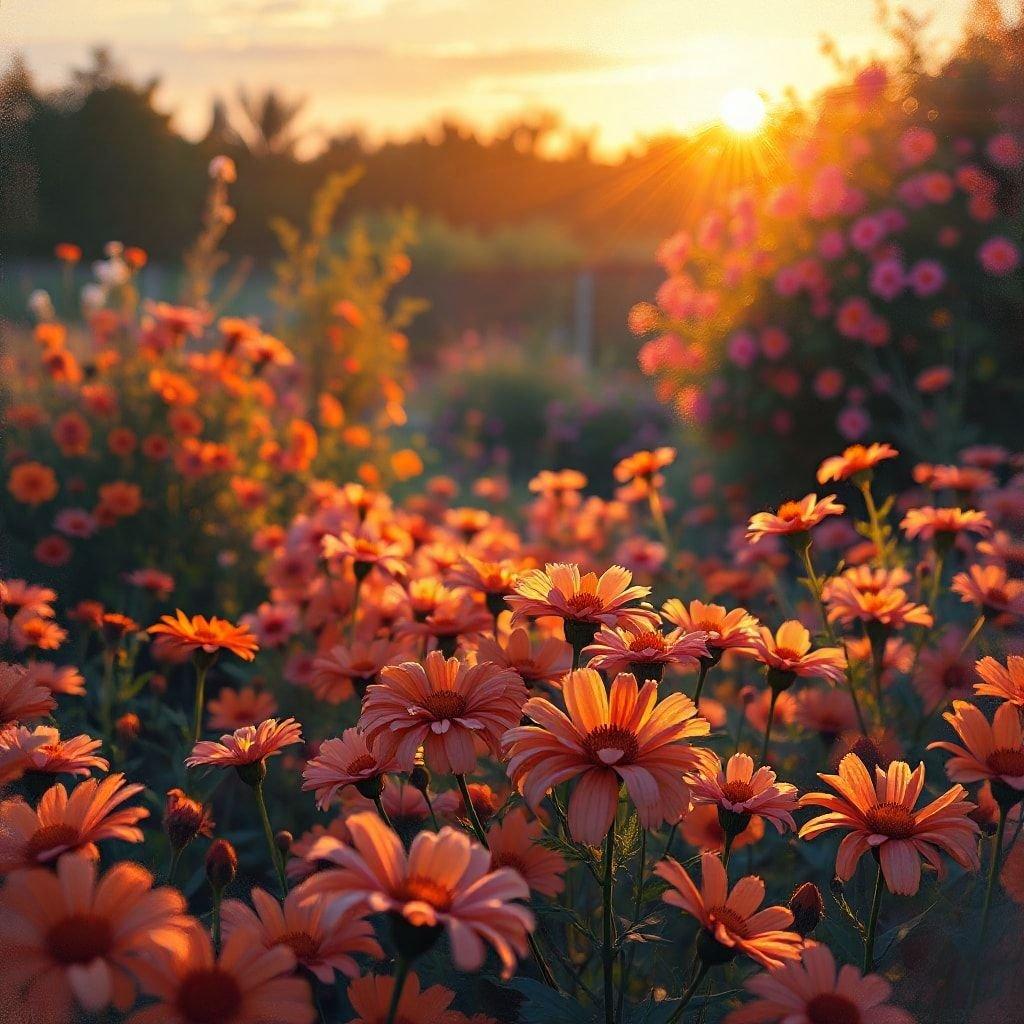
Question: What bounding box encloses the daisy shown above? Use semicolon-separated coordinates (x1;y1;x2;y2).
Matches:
660;599;760;659
724;943;915;1023
343;972;455;1024
753;621;846;685
124;923;315;1024
613;447;676;486
361;651;526;775
974;655;1024;706
222;881;381;982
302;728;397;809
311;638;410;703
928;700;1024;794
0;854;189;1021
302;811;534;977
0;724;107;781
798;753;980;895
899;506;992;544
0;773;148;871
823;580;933;630
816;443;899;484
22;661;86;696
486;807;567;897
207;687;279;732
951;564;1024;616
655;852;803;969
322;530;407;580
470;628;572;688
689;754;799;834
186;718;303;771
681;803;765;854
0;661;56;727
147;610;259;662
504;668;714;844
746;494;845;544
583;624;710;681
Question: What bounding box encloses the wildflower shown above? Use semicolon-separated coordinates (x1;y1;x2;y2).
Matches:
746;494;845;544
343;972;455;1024
186;718;303;772
311;638;410;703
0;773;148;871
913;632;974;711
207;686;279;731
361;651;526;775
661;599;759;659
0;725;107;781
470;627;572;688
583;623;709;680
929;701;1024;798
302;811;533;977
302;728;398;809
951;564;1024;616
689;753;799;835
798;753;979;894
655;852;802;969
7;462;59;506
816;442;899;484
974;655;1024;706
823;579;933;630
504;668;714;844
163;788;215;852
222;882;381;982
0;661;56;726
753;621;846;686
723;943;915;1023
0;854;189;1020
899;506;992;544
148;610;259;662
486;808;567;897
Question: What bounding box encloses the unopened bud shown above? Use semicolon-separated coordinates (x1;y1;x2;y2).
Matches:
206;839;238;891
275;830;293;855
788;882;824;938
355;775;384;801
408;764;431;793
116;712;141;742
164;788;213;852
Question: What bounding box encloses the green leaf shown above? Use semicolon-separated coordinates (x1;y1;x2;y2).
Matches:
507;977;592;1024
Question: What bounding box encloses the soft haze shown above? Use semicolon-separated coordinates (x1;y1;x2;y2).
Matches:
1;0;1000;156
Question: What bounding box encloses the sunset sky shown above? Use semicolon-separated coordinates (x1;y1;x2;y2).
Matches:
2;0;1002;157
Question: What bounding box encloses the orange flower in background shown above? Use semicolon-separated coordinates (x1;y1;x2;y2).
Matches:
951;564;1024;615
207;686;279;731
823;579;933;630
186;718;303;770
929;700;1024;791
487;807;567;897
0;725;107;782
54;241;82;263
0;854;189;1021
302;811;533;977
974;655;1024;706
124;923;315;1024
746;493;845;543
655;852;802;969
310;638;410;704
361;651;526;774
505;668;714;843
528;469;587;496
470;628;572;689
0;773;148;871
7;462;59;506
753;621;846;684
343;972;455;1024
899;506;992;542
148;610;259;662
689;753;799;834
302;728;397;809
680;803;765;853
97;481;143;519
583;623;710;677
816;442;899;484
0;662;57;726
799;754;979;895
661;598;759;656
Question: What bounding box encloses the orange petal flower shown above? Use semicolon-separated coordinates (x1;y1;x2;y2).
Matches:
753;621;846;685
929;700;1024;791
816;443;898;484
746;494;845;543
661;599;760;655
147;610;259;662
899;506;992;542
689;753;799;834
302;728;398;810
486;807;567;897
0;661;56;727
186;718;303;770
974;654;1024;707
344;971;455;1024
206;686;279;732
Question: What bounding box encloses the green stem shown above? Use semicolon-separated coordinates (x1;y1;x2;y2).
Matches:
167;847;182;886
385;957;410;1024
192;661;210;746
254;781;288;898
648;489;672;551
455;773;488;846
665;822;679;860
602;819;616;1024
863;859;884;974
760;688;779;766
858;480;888;568
100;648;116;741
617;828;648;1020
423;789;439;830
722;831;735;870
692;661;711;706
665;963;711;1024
966;805;1008;1014
373;794;394;830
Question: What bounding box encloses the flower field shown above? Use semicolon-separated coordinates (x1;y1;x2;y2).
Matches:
2;16;1024;1024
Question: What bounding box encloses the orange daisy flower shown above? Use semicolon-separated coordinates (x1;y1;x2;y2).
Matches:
311;638;410;703
0;854;188;1020
798;754;980;895
0;725;108;782
302;811;533;977
360;651;526;775
583;624;710;679
504;668;714;844
951;564;1024;616
222;881;381;983
689;753;799;834
186;718;303;770
680;803;765;853
655;852;803;969
0;661;56;727
302;728;398;809
974;655;1024;707
470;628;572;688
343;972;455;1024
486;807;567;897
929;700;1024;793
899;506;992;543
124;923;315;1024
207;686;279;731
823;580;933;630
753;621;846;685
148;610;259;662
660;599;760;658
746;494;845;544
0;773;148;871
816;443;899;484
724;943;915;1024
7;461;59;506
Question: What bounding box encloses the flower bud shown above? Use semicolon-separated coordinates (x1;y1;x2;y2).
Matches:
275;830;293;855
206;839;238;891
408;763;431;794
116;712;141;742
788;882;824;938
164;788;214;852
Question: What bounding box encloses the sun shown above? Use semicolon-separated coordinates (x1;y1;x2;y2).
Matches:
719;88;767;134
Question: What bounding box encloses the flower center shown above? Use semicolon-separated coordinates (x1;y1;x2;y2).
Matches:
421;690;467;721
344;753;378;776
176;967;243;1024
806;993;862;1024
865;802;917;839
276;930;320;962
777;502;803;522
46;913;114;964
987;748;1024;777
399;874;454;910
565;593;604;618
627;631;666;655
26;822;80;861
720;781;755;804
582;724;639;766
706;904;749;938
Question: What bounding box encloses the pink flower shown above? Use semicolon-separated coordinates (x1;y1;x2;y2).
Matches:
908;258;946;297
979;237;1021;276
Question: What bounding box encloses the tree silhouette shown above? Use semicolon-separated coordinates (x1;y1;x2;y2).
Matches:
235;87;307;157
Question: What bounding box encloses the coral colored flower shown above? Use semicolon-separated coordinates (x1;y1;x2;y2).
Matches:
507;563;659;633
975;655;1024;707
951;564;1024;615
928;700;1024;790
798;754;979;895
583;624;709;677
302;728;398;810
148;610;259;662
447;556;521;602
322;530;407;579
207;686;279;731
125;923;315;1024
505;669;714;844
793;687;858;738
0;773;148;871
823;580;933;630
303;812;533;977
655;852;802;968
7;462;59;506
222;882;381;982
724;943;915;1024
0;854;189;1020
0;725;107;782
689;753;799;833
899;506;992;542
486;807;567;897
816;443;899;484
343;972;455;1024
753;621;846;684
361;651;526;774
22;661;85;696
681;802;765;853
311;638;410;704
746;494;845;543
0;661;56;726
471;627;572;688
661;599;760;656
186;718;303;770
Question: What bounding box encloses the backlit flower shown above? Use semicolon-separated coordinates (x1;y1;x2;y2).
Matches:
753;621;846;685
486;807;567;897
951;564;1024;616
583;624;709;678
343;972;454;1024
311;638;410;704
823;580;933;630
928;700;1024;791
817;443;899;484
900;506;992;543
302;728;397;809
0;661;56;727
661;599;759;657
0;725;107;782
746;494;845;543
186;718;303;770
689;753;799;834
470;627;572;688
207;687;279;731
974;655;1024;706
148;610;259;662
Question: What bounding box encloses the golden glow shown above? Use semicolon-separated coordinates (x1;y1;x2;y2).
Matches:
719;88;767;134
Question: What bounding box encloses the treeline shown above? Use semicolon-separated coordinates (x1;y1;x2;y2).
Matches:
0;49;783;263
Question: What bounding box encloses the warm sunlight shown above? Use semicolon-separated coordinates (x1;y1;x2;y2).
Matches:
719;87;767;134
